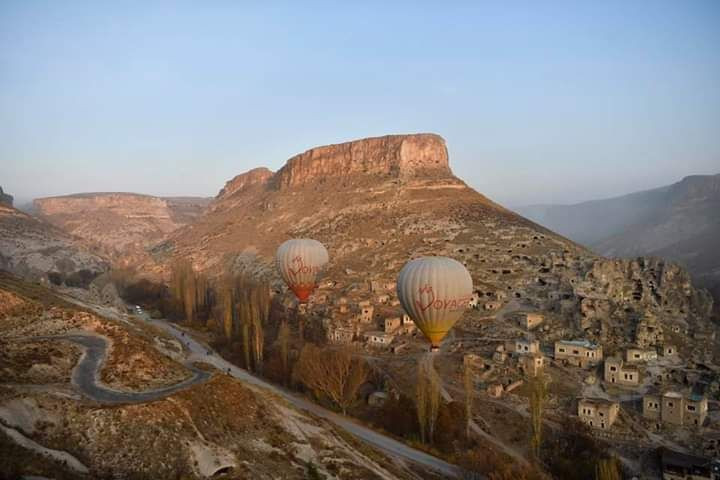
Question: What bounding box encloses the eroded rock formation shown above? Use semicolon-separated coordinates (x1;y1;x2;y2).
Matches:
272;133;451;190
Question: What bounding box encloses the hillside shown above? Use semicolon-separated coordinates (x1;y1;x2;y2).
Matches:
154;134;713;356
0;272;418;479
34;192;211;265
515;174;720;301
0;203;108;286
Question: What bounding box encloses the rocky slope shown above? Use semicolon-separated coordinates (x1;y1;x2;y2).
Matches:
0;272;416;479
34;192;211;265
152;134;713;354
0;203;108;286
0;186;12;207
516;174;720;302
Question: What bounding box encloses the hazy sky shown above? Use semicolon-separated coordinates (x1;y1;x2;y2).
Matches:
1;1;719;207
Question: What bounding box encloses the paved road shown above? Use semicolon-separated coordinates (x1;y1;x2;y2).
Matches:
140;314;462;479
60;297;462;478
57;334;211;404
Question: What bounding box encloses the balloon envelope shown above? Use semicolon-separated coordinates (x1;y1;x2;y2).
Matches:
276;239;329;302
397;256;473;349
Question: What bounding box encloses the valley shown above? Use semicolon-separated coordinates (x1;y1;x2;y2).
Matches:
1;134;718;480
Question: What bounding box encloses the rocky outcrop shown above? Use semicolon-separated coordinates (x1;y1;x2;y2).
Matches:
272;133;451;190
0;204;108;285
217;168;273;199
33;193;209;262
0;186;13;207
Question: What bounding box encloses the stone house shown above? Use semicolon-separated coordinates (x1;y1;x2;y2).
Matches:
604;357;641;387
578;398;619;430
514;338;540;355
365;331;394;347
518;312;544;330
359;305;374;323
384;317;401;334
643;391;708;427
625;347;657;363
402;314;412;325
328;326;355;344
554;340;603;367
376;294;390;305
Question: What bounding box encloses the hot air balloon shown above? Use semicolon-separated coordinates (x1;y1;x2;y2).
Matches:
276;239;329;303
397;256;473;351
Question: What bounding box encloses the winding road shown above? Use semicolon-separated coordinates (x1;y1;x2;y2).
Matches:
59;298;462;478
58;334;211;404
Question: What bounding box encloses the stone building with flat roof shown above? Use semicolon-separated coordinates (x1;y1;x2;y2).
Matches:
578;398;619;430
554;339;603;368
643;391;708;427
604;357;641;387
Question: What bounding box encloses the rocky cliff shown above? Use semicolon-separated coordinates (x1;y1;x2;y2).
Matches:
0;186;13;207
272;133;451;190
34;192;210;264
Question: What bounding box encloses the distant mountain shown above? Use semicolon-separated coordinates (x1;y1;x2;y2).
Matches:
33;192;211;266
515;174;720;302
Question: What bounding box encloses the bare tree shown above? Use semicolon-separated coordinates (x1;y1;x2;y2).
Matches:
595;456;621;480
416;355;441;444
292;344;368;415
529;372;547;459
277;319;291;385
463;356;474;439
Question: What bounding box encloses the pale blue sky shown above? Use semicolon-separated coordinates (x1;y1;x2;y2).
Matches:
1;1;719;206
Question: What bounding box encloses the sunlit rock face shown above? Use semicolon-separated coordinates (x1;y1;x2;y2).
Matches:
272;133;452;190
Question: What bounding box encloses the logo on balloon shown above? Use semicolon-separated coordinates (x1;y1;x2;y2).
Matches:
288;255;322;279
416;285;472;312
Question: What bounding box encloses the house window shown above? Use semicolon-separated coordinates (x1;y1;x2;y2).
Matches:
634;354;640;358
572;350;579;355
687;405;696;412
599;411;604;417
559;348;566;353
610;366;617;372
667;402;674;408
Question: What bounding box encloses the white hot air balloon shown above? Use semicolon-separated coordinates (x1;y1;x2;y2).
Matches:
276;239;329;303
397;256;473;351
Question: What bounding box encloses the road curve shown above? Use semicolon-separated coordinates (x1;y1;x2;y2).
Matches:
58;296;462;478
57;334;211;404
145;316;462;479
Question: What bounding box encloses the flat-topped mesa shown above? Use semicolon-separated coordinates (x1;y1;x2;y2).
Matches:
35;193;171;218
217;167;274;199
272;133;452;190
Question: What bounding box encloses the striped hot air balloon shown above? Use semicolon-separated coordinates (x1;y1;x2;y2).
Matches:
397;256;473;351
276;239;329;303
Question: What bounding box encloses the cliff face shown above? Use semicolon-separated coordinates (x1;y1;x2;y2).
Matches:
0;186;13;207
34;193;210;264
217;168;274;200
271;133;451;190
